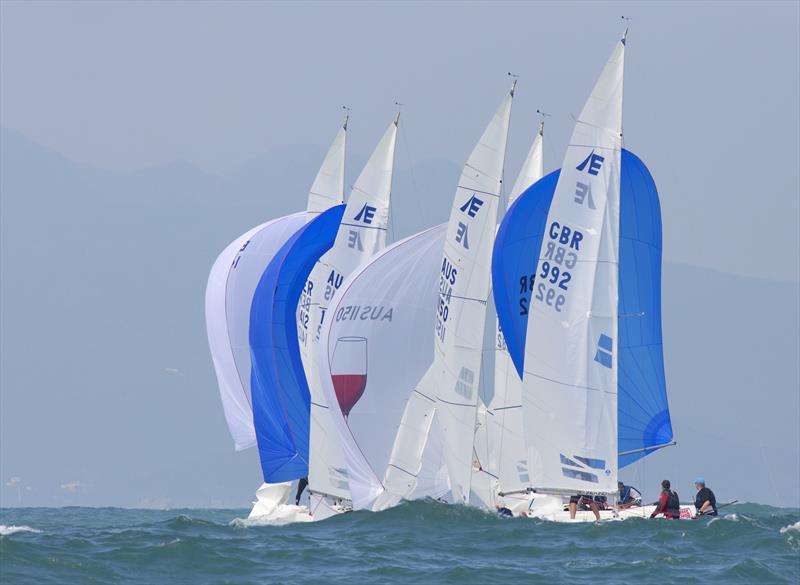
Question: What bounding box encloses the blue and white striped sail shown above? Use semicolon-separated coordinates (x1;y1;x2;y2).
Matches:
206;119;347;454
250;204;346;483
205;214;306;451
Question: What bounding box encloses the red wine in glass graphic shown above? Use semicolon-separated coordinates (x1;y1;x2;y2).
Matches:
330;336;368;418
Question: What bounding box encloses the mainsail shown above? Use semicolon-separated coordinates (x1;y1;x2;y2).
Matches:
476;121;545;504
306;116;348;220
300;115;399;502
383;84;515;506
508;35;626;496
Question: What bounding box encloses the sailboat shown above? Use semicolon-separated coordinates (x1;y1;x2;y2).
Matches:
315;84;516;510
472;121;545;513
300;114;400;519
492;32;693;521
247;114;400;521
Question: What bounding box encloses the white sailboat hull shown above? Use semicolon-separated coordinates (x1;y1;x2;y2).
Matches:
525;500;697;522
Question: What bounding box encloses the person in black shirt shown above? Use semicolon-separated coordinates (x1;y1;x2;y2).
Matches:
295;476;309;506
693;477;717;516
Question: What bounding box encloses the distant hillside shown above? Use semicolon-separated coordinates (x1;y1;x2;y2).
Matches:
1;128;797;507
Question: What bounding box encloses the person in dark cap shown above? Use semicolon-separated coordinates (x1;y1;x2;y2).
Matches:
650;479;680;519
693;477;718;516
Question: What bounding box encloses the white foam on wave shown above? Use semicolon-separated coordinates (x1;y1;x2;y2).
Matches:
0;524;42;536
780;520;800;534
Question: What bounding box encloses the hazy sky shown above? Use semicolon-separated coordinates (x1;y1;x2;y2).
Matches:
1;0;798;282
0;1;798;509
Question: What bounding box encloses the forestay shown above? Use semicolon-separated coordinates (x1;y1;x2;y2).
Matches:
316;225;449;510
516;36;626;496
299;116;399;501
206;213;306;451
385;85;514;506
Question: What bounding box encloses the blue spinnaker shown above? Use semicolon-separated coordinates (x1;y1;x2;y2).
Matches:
250;204;346;483
492;150;672;468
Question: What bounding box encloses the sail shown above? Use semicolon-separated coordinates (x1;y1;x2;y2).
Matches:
616;150;672;466
316;225;447;509
507;122;544;207
382;86;514;506
483;123;545;499
306;116;348;220
300;115;399;500
250;204;346;483
514;36;625;496
205;213;305;451
494;150;671;472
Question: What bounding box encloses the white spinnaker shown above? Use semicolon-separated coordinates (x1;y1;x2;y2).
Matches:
386;86;515;506
481;122;545;502
205;213;306;450
207;118;349;452
301;115;399;501
306;117;347;220
317;225;448;510
522;36;625;496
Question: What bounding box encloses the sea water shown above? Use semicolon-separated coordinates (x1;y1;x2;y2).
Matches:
1;501;798;584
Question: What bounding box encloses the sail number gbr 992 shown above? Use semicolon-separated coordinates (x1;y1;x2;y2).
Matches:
523;221;582;315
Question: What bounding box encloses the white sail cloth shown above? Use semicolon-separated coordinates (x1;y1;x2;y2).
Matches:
406;86;514;505
205;213;306;450
478;122;545;504
207;117;348;452
301;116;399;501
306;118;347;220
317;225;449;510
521;36;625;496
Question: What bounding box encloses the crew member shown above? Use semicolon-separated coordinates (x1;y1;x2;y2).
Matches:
295;476;309;505
569;495;601;521
650;479;681;519
693;477;717;516
618;481;642;507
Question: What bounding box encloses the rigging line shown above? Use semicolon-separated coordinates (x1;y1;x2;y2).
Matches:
399;109;424;235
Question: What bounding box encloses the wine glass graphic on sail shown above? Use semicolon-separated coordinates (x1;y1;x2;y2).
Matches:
330;336;368;419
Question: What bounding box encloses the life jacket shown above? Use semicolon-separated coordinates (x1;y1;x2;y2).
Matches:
665;490;680;517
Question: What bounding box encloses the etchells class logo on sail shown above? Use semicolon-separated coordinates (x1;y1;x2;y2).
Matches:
455;193;484;249
348;203;378;251
576;150;604;175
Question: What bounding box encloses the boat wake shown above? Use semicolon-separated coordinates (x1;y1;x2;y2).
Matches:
0;524;41;536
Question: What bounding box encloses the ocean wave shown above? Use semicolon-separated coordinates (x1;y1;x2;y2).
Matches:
779;520;800;534
0;524;41;536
